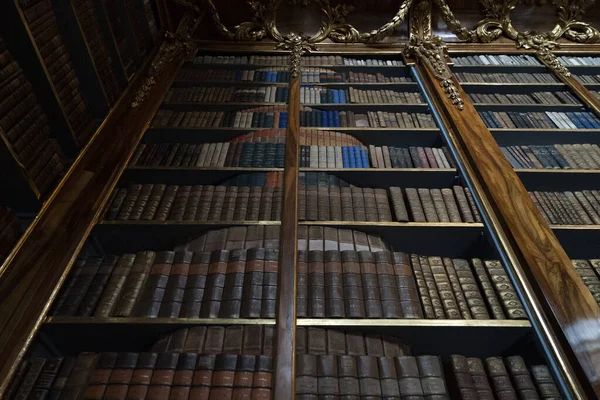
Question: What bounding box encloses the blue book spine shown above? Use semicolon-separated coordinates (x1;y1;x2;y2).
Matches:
339;90;346;104
271;72;277;82
321;111;328;127
487;112;502;129
570;113;588;129
235;70;242;81
582;112;600;129
361;148;369;168
333;111;340;128
353;147;362;167
342;146;349;167
266;71;272;82
578;112;594;129
348;146;357;168
333;90;340;104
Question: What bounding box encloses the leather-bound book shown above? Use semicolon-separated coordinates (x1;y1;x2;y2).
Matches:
395;356;425;399
219;249;247;318
471;258;506;319
417;355;449;399
338;355;360;400
170;185;191;221
112;251;157;317
365;334;385;356
183;185;203;221
233;186;251;221
240;248;265;318
129;184;154;220
180;251;210;318
77;255;118;316
430;188;450;222
297;250;309;317
183;327;207;353
159;250;192;318
324;250;345;318
258;187;274;221
330;184;343;221
196;185;214;221
296;354;318;398
261;248;279;318
441;188;462;223
223;326;244;354
243;325;264;355
170;353;197;399
200;250;229;318
30;357;63;399
351;187;367;221
141;184;166;220
452;259;490;319
505;356;540;400
233;355;256;399
308;251;326;317
485;357;518;400
247;186;263;221
208;186;227;221
376;251;404;318
318;355;339;397
418;188;440;222
375;188;393;222
13;358;45;400
341;250;365;318
405;188;426;222
428;256;461;319
317;174;331;220
346;332;367;356
483;260;527;319
357;356;382;397
204;326;226;354
211;354;237;399
190;355;216;399
449;355;478;400
379;356;401;398
363;188;379;221
442;257;471;319
392;252;424;318
530;365;562;399
463;188;482;222
147;353;179;400
416;256;445;319
389;187;410;222
452;186;475;223
326;329;347;355
341;187;354;221
359;251;383;318
408;254;435;318
155;185;178;221
54;257;102;316
105;188;127;220
271;187;283;220
307;328;327;355
83;353;117;399
133;251;174;318
104;352;138;400
296;327;307;355
298;176;307;221
116;184;142;220
62;353;97;400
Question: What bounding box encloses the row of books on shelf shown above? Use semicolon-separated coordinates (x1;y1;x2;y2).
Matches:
575;74;600;84
453;54;540;66
501;143;600;170
530;190;600;225
300;87;424;105
467;91;579;105
0;203;20;263
301;70;411;84
479;111;600;129
454;72;558;84
557;56;600;66
152;108;289;129
18;0;93;143
0;38;67;197
164;86;290;104
298;110;437;129
72;0;121;106
572;259;600;305
191;55;403;67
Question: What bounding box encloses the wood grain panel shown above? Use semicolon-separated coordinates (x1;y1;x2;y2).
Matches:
0;39;192;395
418;64;600;397
274;72;299;400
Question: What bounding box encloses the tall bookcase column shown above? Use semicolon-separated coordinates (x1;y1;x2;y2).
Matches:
0;15;198;394
274;50;300;400
413;51;600;398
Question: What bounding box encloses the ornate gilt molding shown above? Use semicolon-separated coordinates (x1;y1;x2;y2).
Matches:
276;33;316;78
131;13;199;108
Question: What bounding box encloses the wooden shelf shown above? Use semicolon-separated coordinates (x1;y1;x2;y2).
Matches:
474;103;584;112
453;65;547;73
173;80;290;87
122;166;283;184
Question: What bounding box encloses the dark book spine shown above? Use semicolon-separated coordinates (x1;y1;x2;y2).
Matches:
61;353;97;400
449;355;479;400
341;250;365;318
218;249;246;318
261;248;279;318
467;358;495;400
428;256;461;319
471;258;505;319
485;357;518;400
200;250;229;318
375;251;403;318
483;260;527;319
359;251;383;318
308;251;325;318
159;251;192;318
83;352;117;399
505;356;540;400
132;251;174;318
76;255;119;316
104;352;138;399
417;355;450;399
416;256;446;319
324;251;345;318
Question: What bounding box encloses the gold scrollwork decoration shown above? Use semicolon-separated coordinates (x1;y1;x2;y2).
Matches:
276;32;316;78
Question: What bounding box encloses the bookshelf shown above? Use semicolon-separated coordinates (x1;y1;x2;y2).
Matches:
2;3;600;395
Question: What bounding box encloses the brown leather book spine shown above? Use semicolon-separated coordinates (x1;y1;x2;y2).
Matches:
392;252;424;318
405;188;426;222
296;354;318;398
179;251;210;318
428;256;461;319
485;357;518;400
408;253;435;318
261;248;279;318
417;355;449;399
418;188;439;222
417;256;445;319
190;354;216;399
298;177;307;221
505;356;540;400
308;250;326;318
210;354;237;399
324;250;345;318
13;358;45;400
357;356;382;397
170;353;197;399
442;257;471;319
317;178;331;221
196;185;215;221
363;188;379;221
317;355;340;397
240;248;265;318
200;250;229;318
452;186;475;223
159;250;192;318
76;255;118;316
233;186;250;221
430;188;450;222
169;185;191;221
219;248;247;318
208;186;227;221
441;188;463;223
341;250;366;318
307;327;327;355
351;187;367;221
83;352;117;400
483;260;527;319
224;326;244;355
182;185;203;221
297;250;309;318
48;357;76;399
329;185;343;221
104;352;138;400
379;356;401;398
449;355;479;400
258;187;274;221
338;355;360;399
359;251;383;318
112;251;157;317
246;186;263;221
129;183;154;220
242;325;264;356
115;184;142;220
452;259;490;319
155;185;178;221
271;186;283;220
464;187;482;222
61;353;97;400
325;329;346;356
341;187;354;221
147;353;179;399
530;365;562;399
471;258;505;319
376;251;403;318
395;356;425;399
54;257;103;316
133;251;174;318
374;188;393;222
233;355;255;399
30;357;63;399
105;188;127;220
141;184;167;220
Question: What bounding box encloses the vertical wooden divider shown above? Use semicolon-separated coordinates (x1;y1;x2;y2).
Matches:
415;62;600;398
273;58;300;399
